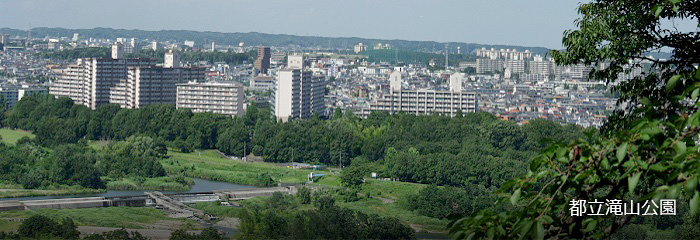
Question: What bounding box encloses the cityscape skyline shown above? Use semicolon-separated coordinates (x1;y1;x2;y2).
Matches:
1;0;586;49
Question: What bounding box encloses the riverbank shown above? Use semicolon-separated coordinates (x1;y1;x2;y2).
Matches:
104;176;194;191
162;150;328;186
160;149;449;233
0;182;105;199
0;207;198;233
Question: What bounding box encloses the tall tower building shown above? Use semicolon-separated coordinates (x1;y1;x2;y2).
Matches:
389;71;402;92
164;50;180;68
254;46;271;75
273;55;326;122
211;42;216;52
450;73;463;92
111;42;124;59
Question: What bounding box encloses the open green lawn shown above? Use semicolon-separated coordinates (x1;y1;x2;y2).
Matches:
163;150;335;186
0;129;35;145
162;149;447;232
343;180;448;232
0;207;192;232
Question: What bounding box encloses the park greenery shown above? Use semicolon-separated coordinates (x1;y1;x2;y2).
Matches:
237;192;415;240
448;0;700;239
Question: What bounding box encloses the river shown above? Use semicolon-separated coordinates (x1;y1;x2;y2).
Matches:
0;178;255;201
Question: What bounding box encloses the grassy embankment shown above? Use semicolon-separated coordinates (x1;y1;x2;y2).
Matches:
0;128;34;145
0;129;105;198
89;140;194;191
0;207;197;232
168;150;448;232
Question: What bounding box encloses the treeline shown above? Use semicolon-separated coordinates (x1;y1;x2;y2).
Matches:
2;94;589;190
0;135;167;189
0;215;224;240
238;192;415;239
39;47;254;65
38;47;111;59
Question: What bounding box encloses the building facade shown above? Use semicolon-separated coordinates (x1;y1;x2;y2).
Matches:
364;72;477;117
176;81;245;117
50;46;206;109
254;46;271;75
273;55;326;122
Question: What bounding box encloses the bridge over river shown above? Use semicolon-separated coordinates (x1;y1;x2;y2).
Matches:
0;186;298;212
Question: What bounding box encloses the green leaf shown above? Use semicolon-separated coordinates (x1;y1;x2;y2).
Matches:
674;141;687;155
686;177;698;193
649;163;667;172
654;5;664;17
511;188;522;205
629;172;642;194
536;221;545;240
691;191;700;216
584;219;597;232
692;88;700;100
617;142;628;162
601;158;610;170
519;220;534;240
667;75;681;91
541;215;554;224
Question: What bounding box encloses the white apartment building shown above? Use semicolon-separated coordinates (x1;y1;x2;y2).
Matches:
475;48;532;60
504;59;525;74
273;55;326;122
114;66;206;108
476;58;504;74
529;55;553;75
364;72;478;117
50;45;206;109
250;76;275;91
176;81;245;117
1;85;46;108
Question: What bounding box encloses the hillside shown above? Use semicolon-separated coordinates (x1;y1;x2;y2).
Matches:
0;27;552;55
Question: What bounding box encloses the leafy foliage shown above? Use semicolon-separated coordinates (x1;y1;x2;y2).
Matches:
449;0;700;239
238;192;415;240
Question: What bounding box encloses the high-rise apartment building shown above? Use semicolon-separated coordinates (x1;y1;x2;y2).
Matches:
529;55;553;75
111;42;124;59
273;55;326;122
164;49;181;68
254;46;271;75
364;72;477;117
504;59;525;74
50;46;204;109
176;82;245;117
476;59;504;74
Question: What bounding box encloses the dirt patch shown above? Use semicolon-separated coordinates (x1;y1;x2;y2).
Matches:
214;217;240;229
376;197;396;204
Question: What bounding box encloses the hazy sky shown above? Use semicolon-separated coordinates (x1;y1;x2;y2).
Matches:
0;0;586;49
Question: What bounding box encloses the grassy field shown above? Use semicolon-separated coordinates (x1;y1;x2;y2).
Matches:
0;181;104;199
343;180;448;232
0;207;192;232
161;149;447;232
0;129;35;145
104;176;194;191
163;150;337;186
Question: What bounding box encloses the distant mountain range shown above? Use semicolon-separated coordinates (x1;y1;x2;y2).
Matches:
0;27;554;56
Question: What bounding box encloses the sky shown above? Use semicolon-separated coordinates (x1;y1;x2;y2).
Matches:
0;0;587;49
